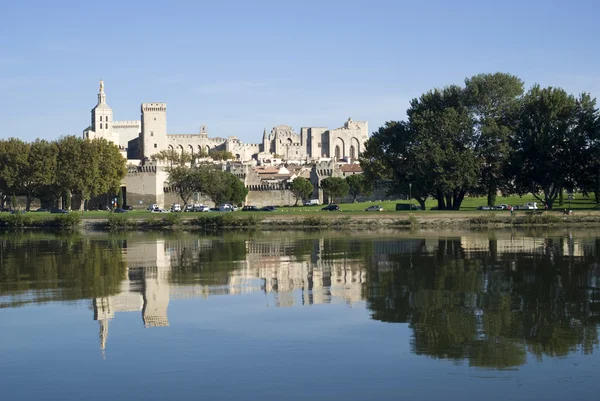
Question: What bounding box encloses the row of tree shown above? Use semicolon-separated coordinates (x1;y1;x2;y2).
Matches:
0;137;126;211
361;73;600;210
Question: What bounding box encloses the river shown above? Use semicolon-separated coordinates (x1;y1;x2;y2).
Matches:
1;229;599;400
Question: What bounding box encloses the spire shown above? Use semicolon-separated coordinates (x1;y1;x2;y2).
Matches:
97;79;107;106
99;319;109;352
263;128;267;140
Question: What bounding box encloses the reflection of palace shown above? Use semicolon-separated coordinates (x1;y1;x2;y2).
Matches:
92;238;368;350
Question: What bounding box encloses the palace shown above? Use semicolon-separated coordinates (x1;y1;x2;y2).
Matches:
83;80;369;163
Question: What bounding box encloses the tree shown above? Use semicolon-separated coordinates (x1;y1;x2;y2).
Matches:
345;174;373;203
509;86;597;209
151;149;193;167
167;166;198;207
201;170;248;206
0;138;30;209
20;139;58;211
465;73;524;206
320;177;349;204
56;136;126;211
362;86;479;210
209;150;235;161
289;177;313;206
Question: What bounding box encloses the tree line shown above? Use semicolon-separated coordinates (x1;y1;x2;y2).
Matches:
361;73;600;210
0;136;126;211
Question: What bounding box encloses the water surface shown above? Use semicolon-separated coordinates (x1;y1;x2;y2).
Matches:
1;230;599;400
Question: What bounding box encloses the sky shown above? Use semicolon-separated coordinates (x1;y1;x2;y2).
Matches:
1;0;599;143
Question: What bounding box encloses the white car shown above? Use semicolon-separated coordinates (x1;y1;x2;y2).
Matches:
151;207;169;213
195;205;210;212
171;204;182;212
147;204;158;211
365;205;384;212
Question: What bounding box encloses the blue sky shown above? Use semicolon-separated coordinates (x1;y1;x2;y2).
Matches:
1;0;599;143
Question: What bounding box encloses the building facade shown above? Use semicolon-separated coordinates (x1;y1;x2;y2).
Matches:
83;80;368;163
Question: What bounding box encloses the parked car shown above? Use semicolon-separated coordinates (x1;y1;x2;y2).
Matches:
184;204;195;212
151;207;169;213
322;204;340;211
365;205;383;212
209;207;221;212
36;208;49;212
195;205;210;212
147;204;159;211
303;199;320;206
261;206;277;212
497;204;509;210
477;206;494;210
171;204;182;212
114;208;127;213
242;205;259;211
50;208;69;214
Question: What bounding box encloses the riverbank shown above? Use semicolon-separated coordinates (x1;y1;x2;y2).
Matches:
4;210;600;231
86;210;600;231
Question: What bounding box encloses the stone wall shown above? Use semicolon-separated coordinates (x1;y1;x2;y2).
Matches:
123;166;169;208
246;189;297;207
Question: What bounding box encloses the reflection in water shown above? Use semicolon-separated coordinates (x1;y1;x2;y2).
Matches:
1;231;599;369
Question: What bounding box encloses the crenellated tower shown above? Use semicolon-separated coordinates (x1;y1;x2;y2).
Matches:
140;102;167;159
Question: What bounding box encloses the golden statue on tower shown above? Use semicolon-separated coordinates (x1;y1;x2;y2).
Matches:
99;79;104;92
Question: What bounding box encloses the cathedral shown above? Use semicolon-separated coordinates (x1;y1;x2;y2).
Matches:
83;80;369;163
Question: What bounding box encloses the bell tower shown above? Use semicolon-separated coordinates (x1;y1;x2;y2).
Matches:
90;79;114;143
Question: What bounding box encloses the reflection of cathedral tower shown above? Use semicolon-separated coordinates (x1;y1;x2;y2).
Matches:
93;297;114;351
142;267;170;327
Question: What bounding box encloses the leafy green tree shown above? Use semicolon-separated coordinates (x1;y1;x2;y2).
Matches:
289;177;313;205
361;121;429;211
167;166;198;207
320;177;349;204
21;139;58;211
362;86;479;210
0;138;30;209
509;86;597;209
465;73;524;206
151;149;193;167
209;150;235;161
345;174;373;202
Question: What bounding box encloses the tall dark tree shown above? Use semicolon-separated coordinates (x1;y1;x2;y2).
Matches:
345;174;373;203
510;86;596;209
289;177;314;206
320;177;349;204
465;73;524;206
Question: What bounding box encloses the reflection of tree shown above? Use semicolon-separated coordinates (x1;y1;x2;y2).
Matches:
0;237;126;306
365;238;600;369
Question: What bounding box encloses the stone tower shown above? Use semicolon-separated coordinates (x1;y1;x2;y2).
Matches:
89;79;114;142
140;102;167;159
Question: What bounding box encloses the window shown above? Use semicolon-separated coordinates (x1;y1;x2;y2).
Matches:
154;144;157;148
99;116;102;121
151;131;154;137
318;142;321;148
105;123;109;129
100;123;103;129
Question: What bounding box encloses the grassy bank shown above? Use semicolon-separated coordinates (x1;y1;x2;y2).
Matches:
0;213;81;229
86;209;600;231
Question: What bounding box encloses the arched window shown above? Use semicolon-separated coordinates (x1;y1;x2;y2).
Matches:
99;116;103;122
105;123;109;129
100;123;103;129
350;145;356;159
335;146;341;160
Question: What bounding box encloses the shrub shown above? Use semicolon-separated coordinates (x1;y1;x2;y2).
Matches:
107;214;132;230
